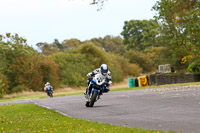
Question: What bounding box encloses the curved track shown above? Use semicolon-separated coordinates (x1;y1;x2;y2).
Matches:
1;85;200;133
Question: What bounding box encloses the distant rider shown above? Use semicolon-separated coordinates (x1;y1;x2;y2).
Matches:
44;82;53;93
84;64;112;99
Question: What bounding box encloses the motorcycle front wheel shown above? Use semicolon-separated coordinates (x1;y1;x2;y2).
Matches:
85;101;89;107
48;91;53;98
89;91;98;107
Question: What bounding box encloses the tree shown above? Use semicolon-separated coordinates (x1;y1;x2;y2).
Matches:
0;71;9;97
8;56;59;92
89;35;126;55
91;0;108;11
53;39;64;51
0;33;36;72
91;0;107;5
36;42;60;56
125;50;156;73
152;0;200;71
62;39;81;49
121;19;161;51
0;33;41;93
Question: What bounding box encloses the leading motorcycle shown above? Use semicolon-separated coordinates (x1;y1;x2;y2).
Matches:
85;73;107;107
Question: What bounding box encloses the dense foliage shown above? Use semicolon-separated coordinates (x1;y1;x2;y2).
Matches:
50;42;139;87
153;0;200;72
9;56;59;92
125;50;156;73
50;49;95;87
89;35;126;55
1;0;199;96
121;19;161;51
0;34;59;95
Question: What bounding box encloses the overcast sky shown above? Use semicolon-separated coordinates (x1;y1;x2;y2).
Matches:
0;0;158;49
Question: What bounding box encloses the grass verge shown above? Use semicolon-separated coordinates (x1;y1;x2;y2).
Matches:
0;90;84;102
0;103;172;133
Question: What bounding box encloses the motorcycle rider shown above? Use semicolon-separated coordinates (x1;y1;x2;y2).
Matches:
84;64;112;99
44;82;53;93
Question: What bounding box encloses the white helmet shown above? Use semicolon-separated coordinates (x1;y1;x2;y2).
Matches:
100;64;108;76
46;82;50;86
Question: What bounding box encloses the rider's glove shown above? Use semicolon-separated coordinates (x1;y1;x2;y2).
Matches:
87;75;92;80
108;81;112;86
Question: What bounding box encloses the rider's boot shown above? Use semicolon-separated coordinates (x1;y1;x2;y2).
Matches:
97;90;103;100
84;88;90;101
84;88;87;95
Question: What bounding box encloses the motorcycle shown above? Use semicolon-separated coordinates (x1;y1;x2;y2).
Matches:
46;87;53;98
85;73;107;107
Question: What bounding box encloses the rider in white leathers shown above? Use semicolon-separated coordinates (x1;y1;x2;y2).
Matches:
44;82;53;92
84;64;112;98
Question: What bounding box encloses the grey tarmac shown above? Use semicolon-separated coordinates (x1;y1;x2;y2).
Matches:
1;85;200;133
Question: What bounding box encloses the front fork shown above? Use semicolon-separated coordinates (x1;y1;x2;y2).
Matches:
91;89;101;101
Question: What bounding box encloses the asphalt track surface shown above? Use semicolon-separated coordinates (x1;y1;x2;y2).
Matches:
1;85;200;133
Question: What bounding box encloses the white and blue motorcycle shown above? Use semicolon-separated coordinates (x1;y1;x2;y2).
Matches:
85;73;108;107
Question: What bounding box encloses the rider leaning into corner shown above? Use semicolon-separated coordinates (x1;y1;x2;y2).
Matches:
84;64;112;100
44;82;53;93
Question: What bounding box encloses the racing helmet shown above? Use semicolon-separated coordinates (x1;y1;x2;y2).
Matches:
46;82;50;86
100;64;108;76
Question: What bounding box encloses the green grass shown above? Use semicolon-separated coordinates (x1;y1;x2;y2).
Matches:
0;104;172;133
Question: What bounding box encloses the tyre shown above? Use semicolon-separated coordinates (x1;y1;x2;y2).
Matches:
89;91;98;107
48;91;53;98
50;93;53;98
85;101;89;107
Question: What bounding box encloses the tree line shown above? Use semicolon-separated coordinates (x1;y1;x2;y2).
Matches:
0;0;199;97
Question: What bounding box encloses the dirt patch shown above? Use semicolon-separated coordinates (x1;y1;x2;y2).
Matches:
54;79;129;92
3;91;44;99
110;79;128;89
54;87;85;93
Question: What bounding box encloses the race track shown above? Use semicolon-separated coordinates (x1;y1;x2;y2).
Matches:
1;85;200;133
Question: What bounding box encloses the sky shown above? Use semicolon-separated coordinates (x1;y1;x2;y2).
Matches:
0;0;158;49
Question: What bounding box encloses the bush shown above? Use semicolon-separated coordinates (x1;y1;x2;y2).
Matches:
78;42;110;68
51;52;95;87
125;50;155;73
107;53;142;77
108;64;124;82
187;62;200;72
78;43;125;83
39;57;59;89
11;85;29;93
128;64;142;76
51;42;127;86
108;54;130;75
0;72;9;97
8;56;59;92
0;88;6;98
